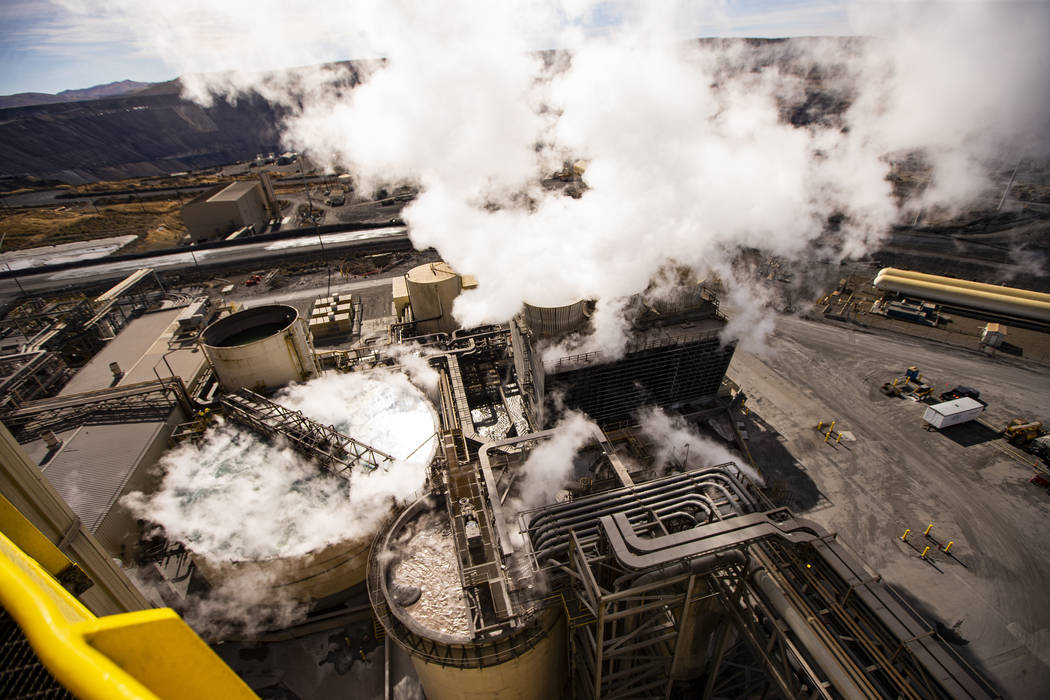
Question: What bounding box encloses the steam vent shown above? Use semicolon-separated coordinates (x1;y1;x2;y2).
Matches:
200;304;318;391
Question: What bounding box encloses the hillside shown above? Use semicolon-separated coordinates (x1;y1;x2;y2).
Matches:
0;91;285;183
0;80;154;109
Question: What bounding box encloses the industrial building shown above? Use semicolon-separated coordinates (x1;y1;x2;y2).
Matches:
180;180;270;242
0;256;1019;699
512;287;736;427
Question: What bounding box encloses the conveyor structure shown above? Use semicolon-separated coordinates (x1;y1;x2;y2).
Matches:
522;463;999;700
2;377;188;441
219;388;394;477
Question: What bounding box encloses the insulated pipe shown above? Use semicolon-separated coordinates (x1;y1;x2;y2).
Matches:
751;563;872;700
873;271;1050;322
527;482;738;552
527;466;749;531
528;473;745;547
877;267;1050;302
615;549;747;591
528;485;733;552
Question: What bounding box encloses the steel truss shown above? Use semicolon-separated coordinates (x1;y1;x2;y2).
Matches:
522;464;998;700
220;388;394;477
3;377;187;441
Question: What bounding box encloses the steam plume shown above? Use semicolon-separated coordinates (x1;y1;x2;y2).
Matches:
70;1;1050;354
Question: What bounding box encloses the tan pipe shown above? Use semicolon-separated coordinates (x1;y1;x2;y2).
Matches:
877;268;1050;303
874;273;1050;323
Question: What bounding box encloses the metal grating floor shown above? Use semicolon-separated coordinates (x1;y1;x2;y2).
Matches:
0;607;74;699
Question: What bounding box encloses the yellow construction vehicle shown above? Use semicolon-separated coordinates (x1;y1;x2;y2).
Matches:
880;367;932;399
1002;419;1045;446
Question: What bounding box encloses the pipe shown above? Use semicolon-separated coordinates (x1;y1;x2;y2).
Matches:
751;564;871;699
616;549;747;590
876;267;1050;303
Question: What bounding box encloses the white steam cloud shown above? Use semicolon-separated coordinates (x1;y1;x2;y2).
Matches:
637;406;762;485
122;369;437;636
73;1;1050;353
515;411;596;510
124;370;436;561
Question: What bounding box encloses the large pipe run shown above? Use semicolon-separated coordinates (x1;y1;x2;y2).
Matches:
751;565;872;699
873;268;1050;323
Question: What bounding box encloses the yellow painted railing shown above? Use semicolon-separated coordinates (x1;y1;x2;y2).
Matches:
0;528;258;700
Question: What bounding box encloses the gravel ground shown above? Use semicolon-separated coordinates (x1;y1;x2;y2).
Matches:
728;313;1050;698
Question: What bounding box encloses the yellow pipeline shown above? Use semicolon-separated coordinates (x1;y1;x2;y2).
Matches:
874;271;1050;323
877;267;1050;303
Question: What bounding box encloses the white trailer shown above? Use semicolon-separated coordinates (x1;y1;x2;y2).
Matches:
922;397;985;429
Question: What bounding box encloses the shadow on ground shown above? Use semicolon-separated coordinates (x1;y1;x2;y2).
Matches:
741;410;827;512
888;585;1003;697
936;421;1001;447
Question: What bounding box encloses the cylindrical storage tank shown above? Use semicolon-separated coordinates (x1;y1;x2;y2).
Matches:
200;304;318;391
522;300;589;337
405;262;463;336
873;270;1050;323
370;495;568;700
194;537;371;604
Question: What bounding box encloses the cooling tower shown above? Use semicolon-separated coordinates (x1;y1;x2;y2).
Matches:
404;262;463;335
200;304;318;391
522;300;589;337
193;538;372;604
370;494;567;700
143;370;441;614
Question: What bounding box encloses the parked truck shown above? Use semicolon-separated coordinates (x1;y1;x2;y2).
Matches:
922;397;985;430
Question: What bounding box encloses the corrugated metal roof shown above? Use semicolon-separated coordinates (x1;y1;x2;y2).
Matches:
209;181;259;202
59;309;182;396
39;420;167;533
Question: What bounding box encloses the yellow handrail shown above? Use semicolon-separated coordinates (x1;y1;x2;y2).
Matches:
0;530;258;700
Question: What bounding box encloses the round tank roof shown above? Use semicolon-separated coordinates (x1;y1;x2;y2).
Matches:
406;261;458;285
201;304;298;348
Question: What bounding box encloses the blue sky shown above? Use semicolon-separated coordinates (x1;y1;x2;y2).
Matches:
0;1;851;96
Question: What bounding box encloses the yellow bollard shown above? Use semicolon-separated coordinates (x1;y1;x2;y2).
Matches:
817;421;824;430
924;523;933;537
943;541;954;554
828;420;836;433
901;528;911;541
921;546;930;559
836;433;842;444
825;431;831;443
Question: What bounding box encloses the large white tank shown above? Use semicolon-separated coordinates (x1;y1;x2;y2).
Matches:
193;537;372;604
873;269;1050;323
371;495;568;700
522;300;589;337
200;304;318;391
405;262;463;336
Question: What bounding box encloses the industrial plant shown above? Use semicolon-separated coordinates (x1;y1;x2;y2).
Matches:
3;6;1050;698
5;224;1048;699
